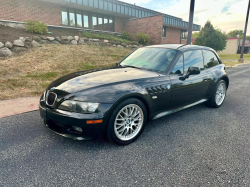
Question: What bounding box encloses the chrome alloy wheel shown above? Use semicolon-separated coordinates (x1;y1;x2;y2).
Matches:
114;104;144;141
215;82;226;106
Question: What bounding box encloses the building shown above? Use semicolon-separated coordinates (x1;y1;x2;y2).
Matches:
219;38;250;54
0;0;201;44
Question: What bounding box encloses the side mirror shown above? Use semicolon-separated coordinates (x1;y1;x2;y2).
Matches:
188;66;200;75
180;66;200;80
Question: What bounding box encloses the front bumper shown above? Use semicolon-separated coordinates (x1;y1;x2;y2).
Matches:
39;101;113;140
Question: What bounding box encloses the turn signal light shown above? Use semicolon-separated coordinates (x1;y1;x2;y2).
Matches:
86;120;103;124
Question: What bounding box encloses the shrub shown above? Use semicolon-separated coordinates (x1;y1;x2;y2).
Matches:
25;20;48;34
121;32;133;41
135;33;150;45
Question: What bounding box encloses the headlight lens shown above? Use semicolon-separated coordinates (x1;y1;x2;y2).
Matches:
58;100;99;114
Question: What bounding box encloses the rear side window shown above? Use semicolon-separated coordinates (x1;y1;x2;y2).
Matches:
184;50;204;73
203;50;219;69
171;55;184;75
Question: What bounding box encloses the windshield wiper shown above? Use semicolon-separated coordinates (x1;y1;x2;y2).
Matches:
121;65;143;70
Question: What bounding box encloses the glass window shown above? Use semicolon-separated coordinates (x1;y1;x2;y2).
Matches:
83;13;89;28
162;26;166;37
98;16;103;30
69;9;75;26
76;11;82;27
103;16;108;30
92;14;97;29
184;50;204;73
171;55;184;75
203;50;219;69
181;30;187;39
109;17;113;31
120;48;178;73
61;8;68;26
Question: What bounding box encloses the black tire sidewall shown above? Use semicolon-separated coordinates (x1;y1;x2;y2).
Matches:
107;98;147;146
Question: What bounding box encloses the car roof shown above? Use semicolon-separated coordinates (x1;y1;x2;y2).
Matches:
145;44;212;52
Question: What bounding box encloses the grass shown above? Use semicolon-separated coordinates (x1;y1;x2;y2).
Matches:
0;45;132;100
81;32;138;45
218;54;250;60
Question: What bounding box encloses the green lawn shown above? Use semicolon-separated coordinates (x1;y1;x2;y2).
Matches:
218;54;250;60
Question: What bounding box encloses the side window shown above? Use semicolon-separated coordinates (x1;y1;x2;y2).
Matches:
171;55;184;75
203;50;219;69
184;50;204;73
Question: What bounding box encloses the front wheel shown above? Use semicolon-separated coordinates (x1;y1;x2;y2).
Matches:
206;80;227;108
107;98;147;146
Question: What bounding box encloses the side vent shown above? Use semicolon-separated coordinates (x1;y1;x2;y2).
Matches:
146;84;170;94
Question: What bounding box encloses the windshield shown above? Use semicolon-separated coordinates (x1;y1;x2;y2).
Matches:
120;48;178;72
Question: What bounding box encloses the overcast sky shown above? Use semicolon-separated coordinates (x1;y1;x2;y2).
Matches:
120;0;249;34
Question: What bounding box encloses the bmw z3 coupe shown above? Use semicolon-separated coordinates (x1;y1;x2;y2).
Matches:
39;44;229;145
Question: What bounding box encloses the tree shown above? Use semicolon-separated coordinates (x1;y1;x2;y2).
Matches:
192;32;200;38
227;29;243;37
194;21;227;51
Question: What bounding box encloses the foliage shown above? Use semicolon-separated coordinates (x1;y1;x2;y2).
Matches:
81;32;138;45
227;29;243;37
121;32;133;41
192;32;200;38
194;21;227;52
135;33;150;45
25;20;48;34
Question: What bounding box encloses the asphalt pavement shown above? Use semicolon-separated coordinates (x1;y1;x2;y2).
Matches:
1;64;250;187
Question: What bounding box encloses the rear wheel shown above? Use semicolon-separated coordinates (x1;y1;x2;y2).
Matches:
206;80;227;108
107;98;147;146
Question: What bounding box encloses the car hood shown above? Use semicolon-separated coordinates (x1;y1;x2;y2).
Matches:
48;67;159;94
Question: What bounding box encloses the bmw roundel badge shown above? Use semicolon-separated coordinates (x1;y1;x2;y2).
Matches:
50;87;55;91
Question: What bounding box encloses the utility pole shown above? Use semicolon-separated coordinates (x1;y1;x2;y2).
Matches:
239;0;250;63
187;0;195;44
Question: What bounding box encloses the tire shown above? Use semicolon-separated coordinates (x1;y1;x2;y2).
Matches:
206;80;227;108
107;98;147;146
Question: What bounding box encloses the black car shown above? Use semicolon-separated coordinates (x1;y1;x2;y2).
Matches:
39;44;229;145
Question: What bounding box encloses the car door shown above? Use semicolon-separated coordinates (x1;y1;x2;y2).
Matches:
169;50;210;108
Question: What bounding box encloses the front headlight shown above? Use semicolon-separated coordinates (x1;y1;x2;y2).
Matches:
58;100;99;114
41;91;46;101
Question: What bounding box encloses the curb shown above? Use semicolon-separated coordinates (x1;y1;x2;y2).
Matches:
0;97;40;118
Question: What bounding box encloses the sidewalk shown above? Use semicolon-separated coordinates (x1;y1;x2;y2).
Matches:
0;97;40;118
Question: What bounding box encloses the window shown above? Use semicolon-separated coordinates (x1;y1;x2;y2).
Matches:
171;55;184;75
162;26;167;37
120;48;178;73
181;30;187;39
98;16;103;30
103;16;108;30
61;8;68;26
69;9;75;26
109;17;113;31
92;14;97;29
83;13;89;28
203;50;219;69
184;50;204;73
76;11;82;27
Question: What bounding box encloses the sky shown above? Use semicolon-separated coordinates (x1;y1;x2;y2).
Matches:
120;0;250;34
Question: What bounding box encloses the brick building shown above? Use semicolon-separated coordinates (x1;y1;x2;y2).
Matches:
0;0;201;44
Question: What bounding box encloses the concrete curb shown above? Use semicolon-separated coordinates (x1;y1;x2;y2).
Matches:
0;97;40;118
225;63;250;69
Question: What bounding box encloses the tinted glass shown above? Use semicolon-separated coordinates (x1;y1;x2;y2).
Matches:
83;14;89;28
162;26;166;37
76;11;82;27
171;55;184;75
184;50;204;73
61;8;68;25
120;48;178;72
203;50;219;69
69;9;75;26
